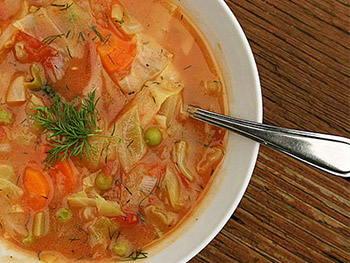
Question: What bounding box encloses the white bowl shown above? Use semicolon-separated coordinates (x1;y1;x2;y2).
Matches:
148;0;263;262
0;0;262;262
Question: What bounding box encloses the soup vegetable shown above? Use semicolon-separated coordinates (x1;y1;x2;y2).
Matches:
0;0;226;262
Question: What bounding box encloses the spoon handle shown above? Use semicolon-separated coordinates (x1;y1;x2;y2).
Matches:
187;106;350;178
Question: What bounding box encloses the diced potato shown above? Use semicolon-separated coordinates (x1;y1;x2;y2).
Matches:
0;164;15;182
0;109;13;125
33;211;46;237
6;76;27;105
173;141;193;181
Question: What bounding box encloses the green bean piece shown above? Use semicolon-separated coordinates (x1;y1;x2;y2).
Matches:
56;208;73;223
33;211;46;237
22;234;35;246
112;241;129;256
95;173;112;190
144;127;162;147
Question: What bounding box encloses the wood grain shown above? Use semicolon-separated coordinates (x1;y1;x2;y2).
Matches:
190;0;349;262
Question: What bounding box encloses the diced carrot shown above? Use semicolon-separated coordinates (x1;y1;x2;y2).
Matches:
55;160;75;194
23;167;50;211
97;33;136;77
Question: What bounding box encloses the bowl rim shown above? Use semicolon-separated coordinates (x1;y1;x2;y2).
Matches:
181;0;263;261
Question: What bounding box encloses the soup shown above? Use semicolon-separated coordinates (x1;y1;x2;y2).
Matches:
0;0;227;261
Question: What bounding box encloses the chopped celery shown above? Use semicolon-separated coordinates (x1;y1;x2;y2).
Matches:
22;234;35;246
0;109;12;125
24;64;43;91
56;208;73;223
112;240;129;256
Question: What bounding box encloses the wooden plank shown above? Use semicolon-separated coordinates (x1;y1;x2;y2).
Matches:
191;0;349;262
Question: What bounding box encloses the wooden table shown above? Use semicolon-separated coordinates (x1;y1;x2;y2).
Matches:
191;1;350;262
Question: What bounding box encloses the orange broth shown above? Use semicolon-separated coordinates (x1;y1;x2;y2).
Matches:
0;0;227;261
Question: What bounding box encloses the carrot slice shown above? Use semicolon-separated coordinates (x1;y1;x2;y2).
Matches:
97;34;136;77
23;167;50;211
55;160;75;193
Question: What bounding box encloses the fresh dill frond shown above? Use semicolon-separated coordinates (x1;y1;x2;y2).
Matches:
42;34;65;45
30;88;116;168
120;249;148;261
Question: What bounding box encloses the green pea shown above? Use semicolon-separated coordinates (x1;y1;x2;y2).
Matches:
22;234;35;246
56;208;73;223
144;127;162;147
95;173;112;190
112;241;129;256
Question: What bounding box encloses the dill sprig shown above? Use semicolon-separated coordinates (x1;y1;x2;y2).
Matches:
121;249;148;261
30;89;114;168
42;34;65;45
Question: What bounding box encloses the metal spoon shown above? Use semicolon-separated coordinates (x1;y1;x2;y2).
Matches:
187;106;350;178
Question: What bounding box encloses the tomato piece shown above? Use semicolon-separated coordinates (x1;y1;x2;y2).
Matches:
179;173;190;189
113;213;140;225
14;32;56;64
0;126;6;142
55;160;76;194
